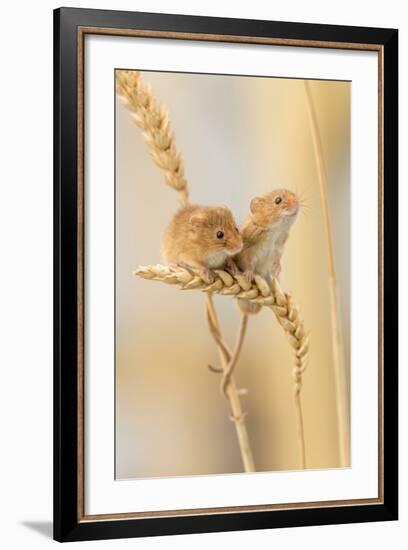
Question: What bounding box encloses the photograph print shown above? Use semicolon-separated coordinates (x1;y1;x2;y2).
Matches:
115;68;350;480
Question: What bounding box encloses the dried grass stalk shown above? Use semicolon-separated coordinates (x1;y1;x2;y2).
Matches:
134;265;309;468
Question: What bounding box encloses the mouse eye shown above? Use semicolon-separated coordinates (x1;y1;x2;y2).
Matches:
216;230;224;239
275;196;282;205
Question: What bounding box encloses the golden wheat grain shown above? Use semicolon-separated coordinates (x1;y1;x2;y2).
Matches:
134;265;309;390
116;70;189;206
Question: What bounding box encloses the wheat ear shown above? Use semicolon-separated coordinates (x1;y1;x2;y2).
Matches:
134;265;309;468
304;81;349;467
116;70;189;206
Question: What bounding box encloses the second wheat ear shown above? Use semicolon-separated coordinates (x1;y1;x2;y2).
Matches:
135;266;309;469
116;69;309;471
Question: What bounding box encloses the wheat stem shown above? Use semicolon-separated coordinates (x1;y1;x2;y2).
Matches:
205;294;255;472
303;80;349;467
294;393;306;469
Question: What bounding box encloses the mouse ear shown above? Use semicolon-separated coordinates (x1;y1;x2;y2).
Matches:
189;215;204;230
250;197;263;214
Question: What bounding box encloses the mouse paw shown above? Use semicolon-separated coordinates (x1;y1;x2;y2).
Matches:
272;258;281;278
225;257;240;276
243;268;254;283
200;268;215;284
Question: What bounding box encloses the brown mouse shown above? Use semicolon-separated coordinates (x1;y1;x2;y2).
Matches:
219;189;299;396
235;189;299;313
162;204;243;283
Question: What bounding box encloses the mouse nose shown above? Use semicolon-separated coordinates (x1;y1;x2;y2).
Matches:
229;238;243;253
288;196;299;213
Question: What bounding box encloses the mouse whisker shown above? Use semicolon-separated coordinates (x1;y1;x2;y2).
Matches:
297;185;317;202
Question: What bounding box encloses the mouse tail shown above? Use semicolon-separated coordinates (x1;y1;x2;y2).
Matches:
236;298;262;315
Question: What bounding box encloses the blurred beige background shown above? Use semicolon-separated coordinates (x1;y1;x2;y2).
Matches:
115;71;350;479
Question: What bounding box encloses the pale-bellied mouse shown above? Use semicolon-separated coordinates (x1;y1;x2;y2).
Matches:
236;189;299;314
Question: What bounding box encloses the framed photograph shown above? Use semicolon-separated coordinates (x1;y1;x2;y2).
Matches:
54;7;398;542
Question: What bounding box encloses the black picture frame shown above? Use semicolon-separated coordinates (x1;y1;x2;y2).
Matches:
54;7;398;542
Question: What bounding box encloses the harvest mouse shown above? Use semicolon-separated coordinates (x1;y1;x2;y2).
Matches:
235;189;299;314
218;189;299;396
162;204;243;283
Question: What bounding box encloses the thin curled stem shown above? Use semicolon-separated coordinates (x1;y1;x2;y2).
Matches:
221;312;249;396
205;294;255;472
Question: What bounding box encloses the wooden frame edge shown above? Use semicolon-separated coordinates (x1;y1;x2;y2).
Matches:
76;26;386;523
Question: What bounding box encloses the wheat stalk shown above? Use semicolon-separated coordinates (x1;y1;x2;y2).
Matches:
134;265;309;468
116;70;189;206
205;293;255;472
117;70;256;470
304;80;349;467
